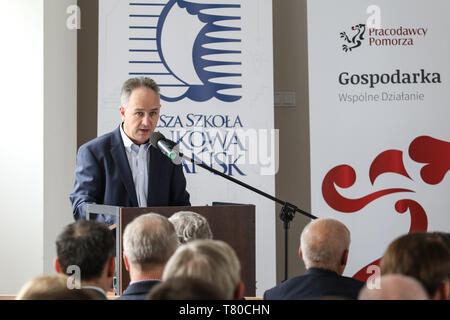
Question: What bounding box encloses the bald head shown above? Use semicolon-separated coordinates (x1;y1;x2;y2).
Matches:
358;274;429;300
123;213;179;271
300;218;350;273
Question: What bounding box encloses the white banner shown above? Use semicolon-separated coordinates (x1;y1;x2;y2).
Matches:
99;0;276;294
308;0;450;281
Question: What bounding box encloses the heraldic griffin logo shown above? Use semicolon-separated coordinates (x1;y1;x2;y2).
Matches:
340;23;366;52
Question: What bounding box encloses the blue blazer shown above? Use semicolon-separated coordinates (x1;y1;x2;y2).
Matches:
69;126;190;225
116;280;160;300
263;268;365;300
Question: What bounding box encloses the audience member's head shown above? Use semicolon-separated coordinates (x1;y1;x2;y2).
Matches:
432;231;450;248
380;232;450;300
162;239;244;300
54;220;115;294
123;213;179;281
358;274;429;300
168;211;213;244
299;218;351;275
16;275;97;300
147;276;226;300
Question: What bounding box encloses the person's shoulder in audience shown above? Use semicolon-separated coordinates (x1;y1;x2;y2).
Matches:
263;270;364;300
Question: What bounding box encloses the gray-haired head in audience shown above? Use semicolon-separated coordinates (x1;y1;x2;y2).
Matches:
162;239;244;300
16;275;98;300
300;218;351;275
358;274;429;300
123;213;179;273
168;211;213;244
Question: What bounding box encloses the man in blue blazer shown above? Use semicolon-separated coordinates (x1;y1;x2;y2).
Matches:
117;213;178;300
264;218;364;300
70;77;190;225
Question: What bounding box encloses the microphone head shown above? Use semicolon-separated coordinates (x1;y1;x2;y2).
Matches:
150;131;165;147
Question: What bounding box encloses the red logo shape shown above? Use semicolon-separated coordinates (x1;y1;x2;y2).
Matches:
369;149;411;185
409;136;450;185
321;135;449;282
322;164;413;213
352;199;428;282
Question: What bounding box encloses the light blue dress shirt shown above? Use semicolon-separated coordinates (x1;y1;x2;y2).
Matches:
120;124;151;207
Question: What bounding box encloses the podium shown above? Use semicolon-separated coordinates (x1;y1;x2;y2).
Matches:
86;204;256;296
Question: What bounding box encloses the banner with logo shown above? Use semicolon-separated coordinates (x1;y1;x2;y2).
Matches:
98;0;276;294
308;0;450;281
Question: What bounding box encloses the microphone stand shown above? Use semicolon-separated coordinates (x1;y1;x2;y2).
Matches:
178;151;317;282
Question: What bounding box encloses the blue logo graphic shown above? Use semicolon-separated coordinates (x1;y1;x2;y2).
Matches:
128;0;242;102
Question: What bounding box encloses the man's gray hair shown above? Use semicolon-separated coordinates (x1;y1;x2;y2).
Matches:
120;77;160;107
123;213;178;270
300;218;351;270
162;239;241;300
168;211;213;244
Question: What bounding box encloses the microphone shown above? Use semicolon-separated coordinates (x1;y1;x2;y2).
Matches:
150;132;180;161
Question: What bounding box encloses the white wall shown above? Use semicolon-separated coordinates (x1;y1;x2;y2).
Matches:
43;0;77;275
0;0;77;294
0;0;44;294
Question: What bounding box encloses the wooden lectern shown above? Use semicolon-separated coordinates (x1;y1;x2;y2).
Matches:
86;204;256;297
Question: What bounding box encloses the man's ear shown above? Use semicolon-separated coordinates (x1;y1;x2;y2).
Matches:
443;280;450;300
340;249;349;266
234;281;245;300
107;256;116;278
433;280;450;300
119;106;126;121
54;258;62;274
123;252;130;272
299;247;303;260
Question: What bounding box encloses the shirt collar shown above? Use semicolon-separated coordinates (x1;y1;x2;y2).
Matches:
306;267;339;277
82;285;107;297
120;123;134;149
130;278;161;285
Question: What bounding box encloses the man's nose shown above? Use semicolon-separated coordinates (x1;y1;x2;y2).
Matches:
141;114;152;126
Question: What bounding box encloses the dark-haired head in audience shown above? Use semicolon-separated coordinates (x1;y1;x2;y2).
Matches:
118;213;179;300
263;218;364;300
147;276;226;300
432;231;450;248
380;232;450;300
358;274;429;300
168;211;213;244
162;239;244;300
54;220;115;299
16;275;98;300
